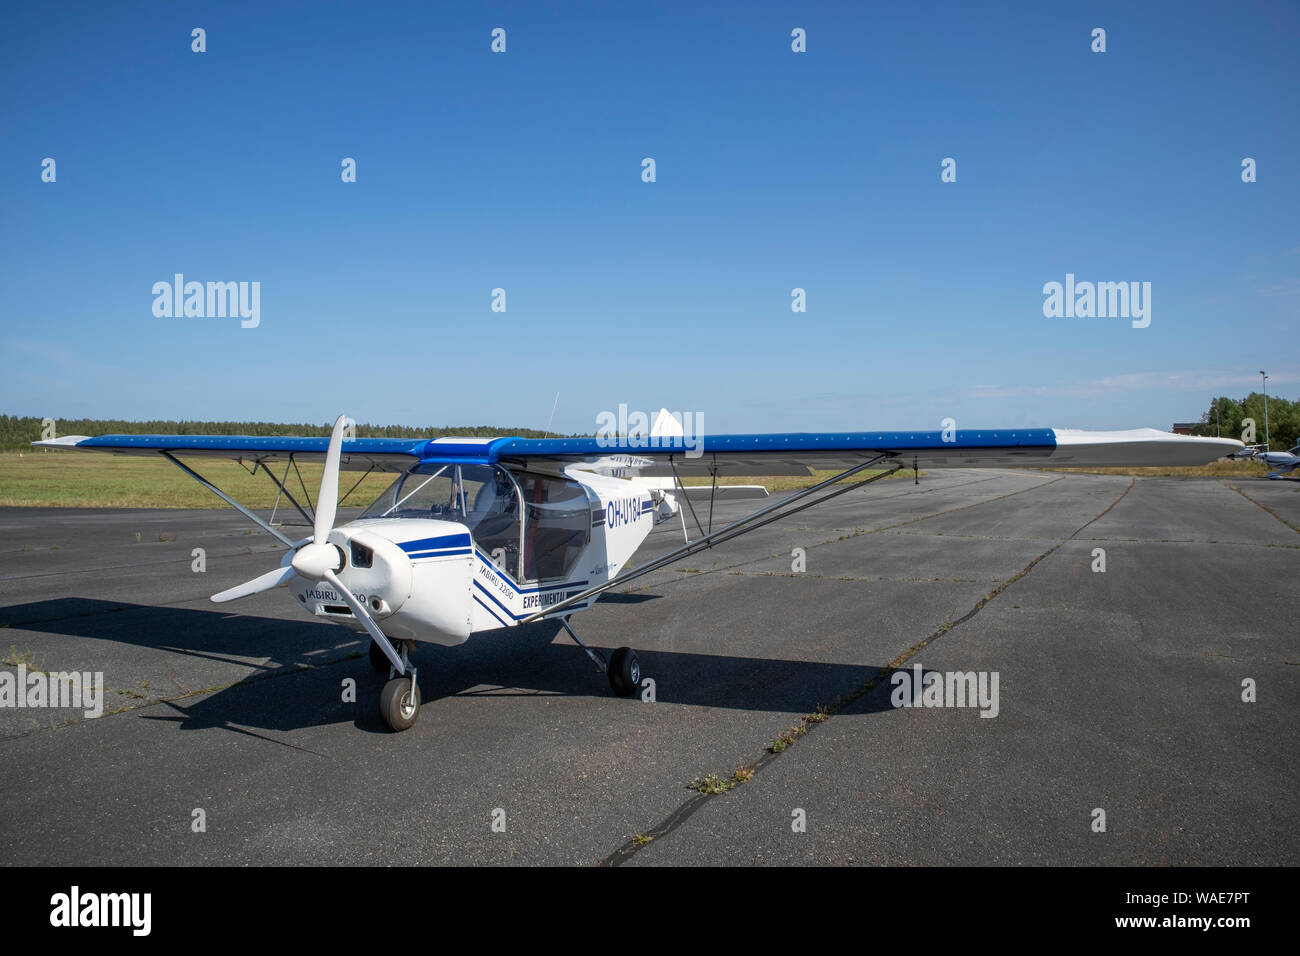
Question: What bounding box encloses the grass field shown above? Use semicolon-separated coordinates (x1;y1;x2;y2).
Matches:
0;451;923;509
678;467;920;492
1043;460;1272;478
0;451;1276;510
0;451;396;509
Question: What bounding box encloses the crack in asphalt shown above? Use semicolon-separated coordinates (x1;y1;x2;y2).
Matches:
1226;483;1300;535
598;476;1136;866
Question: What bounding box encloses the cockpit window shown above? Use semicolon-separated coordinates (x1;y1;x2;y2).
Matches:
466;469;522;576
517;472;591;581
359;464;591;584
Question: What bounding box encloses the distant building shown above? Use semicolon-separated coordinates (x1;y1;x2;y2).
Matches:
1171;423;1198;435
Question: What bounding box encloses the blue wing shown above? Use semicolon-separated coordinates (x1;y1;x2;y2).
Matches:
33;426;1243;476
32;433;429;472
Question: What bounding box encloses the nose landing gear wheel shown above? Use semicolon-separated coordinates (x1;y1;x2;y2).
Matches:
608;646;640;697
380;676;421;731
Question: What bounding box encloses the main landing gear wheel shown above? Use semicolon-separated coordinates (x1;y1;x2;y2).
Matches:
380;676;421;731
608;646;640;697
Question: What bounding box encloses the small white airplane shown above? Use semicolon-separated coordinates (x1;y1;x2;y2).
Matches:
35;416;1241;731
1258;443;1300;478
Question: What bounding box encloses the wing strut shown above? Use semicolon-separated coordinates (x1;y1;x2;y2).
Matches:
339;463;376;507
521;453;901;624
669;458;706;540
162;452;297;548
251;457;315;528
291;456;316;515
708;463;718;533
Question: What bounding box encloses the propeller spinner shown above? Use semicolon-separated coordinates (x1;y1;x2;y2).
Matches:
208;414;407;675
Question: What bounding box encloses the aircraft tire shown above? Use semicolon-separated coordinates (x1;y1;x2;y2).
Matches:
608;647;640;697
380;676;421;731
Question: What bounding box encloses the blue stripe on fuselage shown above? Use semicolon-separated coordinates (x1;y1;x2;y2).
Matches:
409;549;472;560
473;593;511;627
399;533;471;554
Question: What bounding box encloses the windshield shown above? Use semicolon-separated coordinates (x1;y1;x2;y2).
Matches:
360;464;503;521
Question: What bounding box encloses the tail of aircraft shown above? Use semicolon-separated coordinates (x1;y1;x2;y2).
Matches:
634;409;770;525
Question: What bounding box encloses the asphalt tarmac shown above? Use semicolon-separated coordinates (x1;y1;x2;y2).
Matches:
1;469;1296;865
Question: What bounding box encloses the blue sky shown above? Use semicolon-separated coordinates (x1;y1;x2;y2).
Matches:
2;0;1296;435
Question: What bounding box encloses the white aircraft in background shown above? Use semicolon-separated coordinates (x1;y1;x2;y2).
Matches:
35;415;1241;731
1258;443;1300;478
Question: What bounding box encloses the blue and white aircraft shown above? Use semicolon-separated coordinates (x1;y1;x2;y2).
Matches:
35;416;1241;730
1258;443;1300;478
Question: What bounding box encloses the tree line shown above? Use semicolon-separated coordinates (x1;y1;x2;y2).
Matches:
1188;392;1299;451
0;415;566;451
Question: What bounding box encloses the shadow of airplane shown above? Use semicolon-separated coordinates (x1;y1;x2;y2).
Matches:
0;597;901;735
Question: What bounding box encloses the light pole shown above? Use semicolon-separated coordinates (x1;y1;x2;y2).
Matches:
1215;397;1220;437
1260;370;1270;452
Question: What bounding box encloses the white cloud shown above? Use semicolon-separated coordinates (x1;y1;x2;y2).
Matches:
965;369;1298;400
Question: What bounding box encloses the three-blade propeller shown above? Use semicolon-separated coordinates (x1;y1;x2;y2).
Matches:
209;414;406;673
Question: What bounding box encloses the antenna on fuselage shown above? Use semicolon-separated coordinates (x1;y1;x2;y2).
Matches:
545;392;560;437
